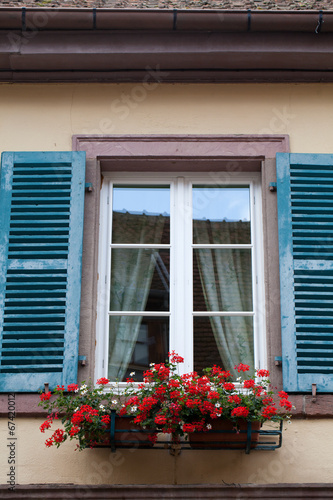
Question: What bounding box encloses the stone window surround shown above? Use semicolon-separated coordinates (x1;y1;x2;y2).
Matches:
1;134;332;417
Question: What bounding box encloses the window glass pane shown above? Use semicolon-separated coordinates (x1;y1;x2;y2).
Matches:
193;316;254;377
193;186;251;244
110;249;170;312
112;186;170;244
193;249;253;312
108;316;169;381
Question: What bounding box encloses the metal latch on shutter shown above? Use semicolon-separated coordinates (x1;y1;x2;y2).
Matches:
78;355;87;366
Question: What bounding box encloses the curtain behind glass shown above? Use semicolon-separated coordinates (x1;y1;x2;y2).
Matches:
193;220;254;376
108;212;166;380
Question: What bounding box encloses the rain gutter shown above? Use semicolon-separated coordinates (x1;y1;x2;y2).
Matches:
0;8;332;82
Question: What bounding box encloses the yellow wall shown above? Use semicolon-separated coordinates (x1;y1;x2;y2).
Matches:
1;82;333;486
0;83;332;153
0;418;332;485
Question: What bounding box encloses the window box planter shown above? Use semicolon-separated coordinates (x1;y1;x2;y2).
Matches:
38;354;290;453
101;415;282;454
187;419;261;450
90;414;156;451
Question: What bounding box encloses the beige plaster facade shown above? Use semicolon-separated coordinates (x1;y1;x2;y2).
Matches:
0;83;332;153
1;82;333;486
0;418;332;485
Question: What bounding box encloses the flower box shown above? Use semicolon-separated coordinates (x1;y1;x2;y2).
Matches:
89;415;156;450
187;419;261;450
38;352;291;452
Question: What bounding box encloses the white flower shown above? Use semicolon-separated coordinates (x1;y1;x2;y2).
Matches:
130;371;135;377
131;406;138;413
150;363;155;367
74;389;79;393
81;390;88;395
74;407;79;412
206;424;212;430
112;400;118;405
80;384;87;391
215;403;221;408
99;404;104;409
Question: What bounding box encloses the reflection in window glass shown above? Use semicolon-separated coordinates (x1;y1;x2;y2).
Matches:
112;186;170;244
193;186;251;245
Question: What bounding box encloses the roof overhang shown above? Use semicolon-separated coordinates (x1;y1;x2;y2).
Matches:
0;8;333;82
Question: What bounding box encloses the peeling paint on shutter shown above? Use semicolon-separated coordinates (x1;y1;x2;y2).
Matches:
0;152;85;392
277;153;333;392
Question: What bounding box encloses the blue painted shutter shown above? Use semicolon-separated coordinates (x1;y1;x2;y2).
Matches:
0;152;86;392
276;153;333;392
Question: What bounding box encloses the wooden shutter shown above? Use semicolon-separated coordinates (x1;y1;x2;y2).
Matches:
276;153;333;392
0;152;85;392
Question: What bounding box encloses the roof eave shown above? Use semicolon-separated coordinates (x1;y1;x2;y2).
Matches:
0;9;333;83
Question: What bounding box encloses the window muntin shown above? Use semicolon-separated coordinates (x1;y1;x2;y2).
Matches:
96;173;264;382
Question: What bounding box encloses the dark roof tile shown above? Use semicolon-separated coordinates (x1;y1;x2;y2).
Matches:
0;0;332;10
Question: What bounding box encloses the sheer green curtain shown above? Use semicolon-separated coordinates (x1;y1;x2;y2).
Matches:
193;219;254;376
108;212;166;380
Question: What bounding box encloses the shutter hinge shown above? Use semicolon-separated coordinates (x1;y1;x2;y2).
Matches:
269;182;277;192
85;183;93;192
44;382;49;393
312;383;317;403
78;355;87;366
274;356;282;367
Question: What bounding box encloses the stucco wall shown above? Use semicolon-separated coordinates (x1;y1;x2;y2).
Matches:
0;418;332;485
0;82;332;153
1;82;333;486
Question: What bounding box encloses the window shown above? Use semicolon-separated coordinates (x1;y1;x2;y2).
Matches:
96;172;265;382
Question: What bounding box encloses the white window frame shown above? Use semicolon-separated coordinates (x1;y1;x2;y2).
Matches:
95;171;265;381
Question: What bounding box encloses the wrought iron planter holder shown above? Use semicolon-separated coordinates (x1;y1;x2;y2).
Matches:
93;411;283;455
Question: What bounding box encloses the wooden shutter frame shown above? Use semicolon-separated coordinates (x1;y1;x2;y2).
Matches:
277;152;333;393
0;151;86;392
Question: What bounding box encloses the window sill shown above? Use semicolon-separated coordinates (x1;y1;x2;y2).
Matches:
289;394;333;418
0;393;332;419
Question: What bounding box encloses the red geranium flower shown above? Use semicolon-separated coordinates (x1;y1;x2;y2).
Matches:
97;377;109;385
69;425;80;436
261;405;278;419
279;399;292;410
223;382;235;391
234;363;250;373
101;415;111;425
228;394;242;405
243;379;255;389
67;383;79;392
40;392;52;401
231;406;250;418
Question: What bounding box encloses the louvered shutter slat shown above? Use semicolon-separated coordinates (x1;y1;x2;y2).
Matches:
0;152;85;392
277;153;333;392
